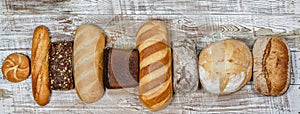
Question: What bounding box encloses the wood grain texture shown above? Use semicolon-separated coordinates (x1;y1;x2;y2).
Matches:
0;83;299;113
0;0;296;15
0;0;299;113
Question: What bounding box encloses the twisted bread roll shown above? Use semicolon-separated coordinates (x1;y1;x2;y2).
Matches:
2;53;30;82
31;26;50;106
136;21;173;111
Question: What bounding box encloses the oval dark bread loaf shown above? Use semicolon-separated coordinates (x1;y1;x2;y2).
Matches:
31;26;50;106
136;21;173;111
74;24;105;103
253;36;290;96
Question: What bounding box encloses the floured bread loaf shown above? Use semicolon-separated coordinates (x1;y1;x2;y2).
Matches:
74;24;105;103
172;39;199;93
253;36;290;96
198;39;252;95
136;21;173;111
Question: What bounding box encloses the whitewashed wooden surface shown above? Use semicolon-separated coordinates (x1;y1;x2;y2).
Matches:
0;0;300;113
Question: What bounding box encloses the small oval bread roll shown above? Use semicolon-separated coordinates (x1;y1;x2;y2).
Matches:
198;39;252;95
253;36;290;96
2;53;30;83
74;24;105;103
136;21;173;111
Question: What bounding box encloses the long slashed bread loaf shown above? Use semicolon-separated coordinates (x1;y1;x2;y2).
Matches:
74;24;105;103
253;36;290;96
31;26;50;106
136;21;173;111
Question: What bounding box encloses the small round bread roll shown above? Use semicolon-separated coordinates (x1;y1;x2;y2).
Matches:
253;36;290;96
2;53;30;82
198;39;252;95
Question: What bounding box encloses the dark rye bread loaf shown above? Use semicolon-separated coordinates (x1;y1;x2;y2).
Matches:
49;42;74;90
104;48;139;89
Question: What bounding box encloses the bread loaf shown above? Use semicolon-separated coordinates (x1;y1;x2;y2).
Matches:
31;26;50;106
253;36;290;96
74;24;105;103
172;39;199;93
2;53;30;83
49;42;74;90
198;39;252;95
136;21;173;111
104;48;139;89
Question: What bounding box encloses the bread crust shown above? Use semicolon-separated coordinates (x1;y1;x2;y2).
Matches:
136;21;173;111
253;36;290;96
31;26;50;106
198;39;252;95
2;53;30;82
74;24;105;103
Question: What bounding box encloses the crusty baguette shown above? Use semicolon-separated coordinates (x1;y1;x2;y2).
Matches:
136;21;173;111
31;26;50;106
253;36;290;96
74;24;105;103
198;39;253;95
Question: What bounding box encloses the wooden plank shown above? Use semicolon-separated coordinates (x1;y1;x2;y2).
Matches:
287;85;300;113
1;0;115;15
1;14;300;50
0;0;297;15
119;0;296;15
291;51;300;85
0;82;299;113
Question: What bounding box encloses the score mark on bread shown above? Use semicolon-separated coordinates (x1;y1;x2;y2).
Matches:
253;36;290;96
198;39;253;95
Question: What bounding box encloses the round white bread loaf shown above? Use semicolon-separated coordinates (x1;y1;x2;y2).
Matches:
198;39;252;95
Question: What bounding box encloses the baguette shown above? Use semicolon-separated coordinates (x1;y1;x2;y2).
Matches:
31;26;50;106
136;21;173;111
